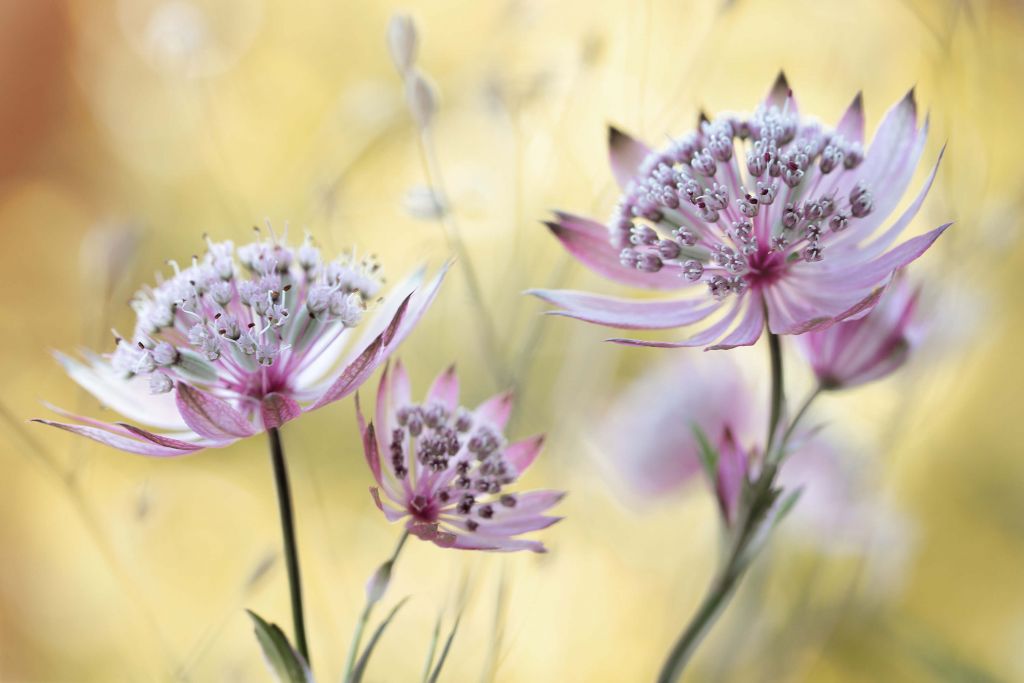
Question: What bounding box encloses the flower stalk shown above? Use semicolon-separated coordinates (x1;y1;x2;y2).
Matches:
343;530;411;683
658;332;808;682
266;427;309;665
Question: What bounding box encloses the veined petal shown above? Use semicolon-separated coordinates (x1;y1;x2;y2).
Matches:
836;91;864;143
530;289;720;329
260;393;302;430
475;391;514;430
607;296;744;348
175;383;258;440
836;223;950;291
707;298;764;351
310;333;388;410
427;365;459;411
764;70;798;116
32;418;213;457
442;514;562;536
844;145;945;260
54;352;187;431
370;487;407;522
608;126;652;190
505;435;544;476
361;419;383;485
499;490;566;516
545;212;687;290
450;532;546;553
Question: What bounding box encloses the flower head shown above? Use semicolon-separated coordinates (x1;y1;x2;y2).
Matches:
796;273;921;389
359;362;563;552
531;73;949;349
35;228;448;456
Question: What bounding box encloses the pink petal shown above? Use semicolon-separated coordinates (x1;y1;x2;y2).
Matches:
389;261;450;349
505;435;544;476
607;296;744;348
442;514;561;536
310;335;386;409
544;212;687;291
32;419;212;457
502;490;566;516
426;365;459;411
475;391;514;430
764;71;798;115
838;223;951;291
450;533;546;553
115;423;219;450
714;429;747;525
707;299;764;350
370;487;408;522
260;393;302;430
360;416;383;484
530;289;720;329
847;145;945;261
835;91;864;143
175;384;257;440
608;126;651;190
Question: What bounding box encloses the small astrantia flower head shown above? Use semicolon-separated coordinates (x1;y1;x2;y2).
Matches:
796;273;922;390
35;226;448;456
359;362;563;553
531;72;949;350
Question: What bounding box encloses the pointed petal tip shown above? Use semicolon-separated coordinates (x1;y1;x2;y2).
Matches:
772;70;790;96
850;90;863;111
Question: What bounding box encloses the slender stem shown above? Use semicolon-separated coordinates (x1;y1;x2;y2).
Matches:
774;385;824;463
414;129;509;388
344;531;411;682
657;331;788;683
266;428;309;664
765;331;785;453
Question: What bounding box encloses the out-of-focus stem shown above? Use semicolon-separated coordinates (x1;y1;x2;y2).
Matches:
414;129;509;388
266;428;309;665
344;531;410;683
657;331;794;683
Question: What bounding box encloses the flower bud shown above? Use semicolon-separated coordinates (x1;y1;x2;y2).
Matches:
387;14;418;74
406;69;438;129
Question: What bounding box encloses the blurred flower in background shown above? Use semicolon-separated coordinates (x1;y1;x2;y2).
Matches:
2;0;1024;681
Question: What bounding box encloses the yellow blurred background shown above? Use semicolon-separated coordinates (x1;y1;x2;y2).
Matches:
2;0;1023;680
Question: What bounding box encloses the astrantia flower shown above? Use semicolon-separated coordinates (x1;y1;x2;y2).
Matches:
358;362;563;552
531;73;949;349
35;230;448;456
795;273;921;389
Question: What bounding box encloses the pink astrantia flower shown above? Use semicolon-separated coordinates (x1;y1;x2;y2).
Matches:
531;73;949;349
796;273;921;389
35;230;448;456
358;362;563;552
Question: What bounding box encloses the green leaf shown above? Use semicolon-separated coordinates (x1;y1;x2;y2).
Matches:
427;613;463;683
771;487;803;529
691;423;719;485
246;610;313;683
420;616;443;683
350;597;410;683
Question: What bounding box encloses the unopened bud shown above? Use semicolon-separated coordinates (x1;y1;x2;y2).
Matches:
387;14;418;74
366;559;394;606
406;70;438;129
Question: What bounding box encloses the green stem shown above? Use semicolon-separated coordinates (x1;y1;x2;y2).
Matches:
266;428;309;664
344;531;410;682
765;331;785;453
773;385;824;464
657;332;787;683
